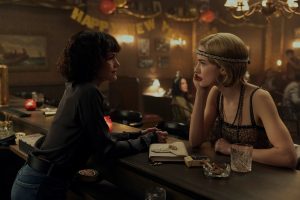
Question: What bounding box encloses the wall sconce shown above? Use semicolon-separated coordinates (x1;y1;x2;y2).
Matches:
292;39;300;48
292;27;300;48
170;37;186;47
115;34;135;44
276;59;282;66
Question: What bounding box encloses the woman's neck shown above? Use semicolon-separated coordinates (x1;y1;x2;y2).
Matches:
92;79;105;89
219;82;244;102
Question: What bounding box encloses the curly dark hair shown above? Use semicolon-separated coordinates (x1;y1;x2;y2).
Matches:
57;30;120;83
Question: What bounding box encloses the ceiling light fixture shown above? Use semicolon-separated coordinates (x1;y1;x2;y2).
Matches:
224;0;300;20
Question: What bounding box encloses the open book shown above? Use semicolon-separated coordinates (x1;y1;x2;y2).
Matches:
149;141;189;162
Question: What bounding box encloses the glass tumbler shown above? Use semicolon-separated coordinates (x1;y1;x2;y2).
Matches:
230;143;253;172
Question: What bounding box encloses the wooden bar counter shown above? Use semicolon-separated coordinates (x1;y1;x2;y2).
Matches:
1;97;300;200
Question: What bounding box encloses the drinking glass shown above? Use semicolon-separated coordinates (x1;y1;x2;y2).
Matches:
36;93;45;108
230;143;253;172
0;120;13;139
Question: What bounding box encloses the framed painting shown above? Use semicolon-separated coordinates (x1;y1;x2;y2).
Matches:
138;58;154;68
158;56;169;68
137;38;150;57
0;35;47;71
155;38;170;53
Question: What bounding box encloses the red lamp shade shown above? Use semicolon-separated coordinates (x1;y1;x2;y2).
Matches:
24;99;37;111
99;0;116;15
200;9;215;23
104;115;113;132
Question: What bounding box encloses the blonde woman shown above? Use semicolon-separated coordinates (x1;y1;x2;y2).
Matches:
189;32;297;168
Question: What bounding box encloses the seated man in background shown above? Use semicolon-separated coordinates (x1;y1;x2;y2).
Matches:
171;77;194;123
283;73;300;119
285;49;300;82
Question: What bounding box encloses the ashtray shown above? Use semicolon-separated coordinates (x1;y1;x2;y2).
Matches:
203;162;231;178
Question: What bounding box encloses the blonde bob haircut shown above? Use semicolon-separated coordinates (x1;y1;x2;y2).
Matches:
199;33;249;87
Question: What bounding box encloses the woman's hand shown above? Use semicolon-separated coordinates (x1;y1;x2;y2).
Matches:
214;138;231;155
141;127;159;135
141;127;168;143
155;130;168;143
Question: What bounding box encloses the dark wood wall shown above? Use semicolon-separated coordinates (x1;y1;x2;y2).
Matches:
86;1;195;80
2;2;300;84
1;1;300;112
0;5;82;87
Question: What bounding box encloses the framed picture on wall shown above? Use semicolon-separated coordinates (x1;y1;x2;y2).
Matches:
158;56;169;68
0;35;47;71
155;38;170;53
138;38;150;56
138;58;154;68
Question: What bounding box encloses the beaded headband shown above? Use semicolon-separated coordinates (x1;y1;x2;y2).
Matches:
196;49;250;64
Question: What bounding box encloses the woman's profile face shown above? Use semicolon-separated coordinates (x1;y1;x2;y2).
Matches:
96;52;120;83
180;78;188;93
194;46;219;87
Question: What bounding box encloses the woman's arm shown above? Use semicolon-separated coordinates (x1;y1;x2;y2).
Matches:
189;86;218;147
253;90;297;168
81;87;167;159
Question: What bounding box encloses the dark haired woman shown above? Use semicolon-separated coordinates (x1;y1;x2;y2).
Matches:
11;30;167;200
171;77;193;123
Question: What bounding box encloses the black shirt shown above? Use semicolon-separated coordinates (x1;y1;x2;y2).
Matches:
34;82;156;176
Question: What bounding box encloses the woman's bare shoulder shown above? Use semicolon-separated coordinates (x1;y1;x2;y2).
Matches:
246;83;271;99
247;84;275;111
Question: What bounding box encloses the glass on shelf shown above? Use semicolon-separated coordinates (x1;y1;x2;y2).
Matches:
0;120;14;140
36;93;45;108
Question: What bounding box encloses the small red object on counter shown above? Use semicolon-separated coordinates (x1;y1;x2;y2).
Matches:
24;99;37;111
104;115;113;132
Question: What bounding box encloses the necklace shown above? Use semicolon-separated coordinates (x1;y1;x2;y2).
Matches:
220;84;245;142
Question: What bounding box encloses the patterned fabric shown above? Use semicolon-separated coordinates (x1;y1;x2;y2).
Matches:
213;121;271;149
212;88;272;149
196;49;249;63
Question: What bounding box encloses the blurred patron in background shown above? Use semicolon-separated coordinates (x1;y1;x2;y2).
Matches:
171;76;194;123
285;49;300;82
283;73;300;119
261;69;285;105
